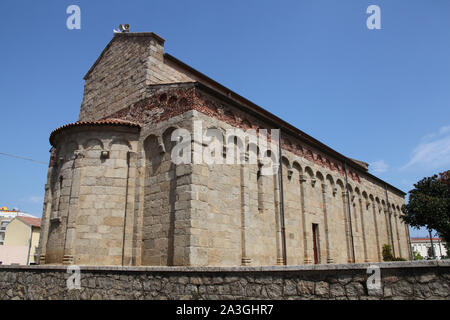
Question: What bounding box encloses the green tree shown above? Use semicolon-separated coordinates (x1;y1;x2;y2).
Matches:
382;244;394;261
412;251;424;260
401;171;450;243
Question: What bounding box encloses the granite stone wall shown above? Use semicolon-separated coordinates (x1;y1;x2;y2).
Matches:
40;125;140;265
79;33;193;122
0;261;448;300
41;103;411;266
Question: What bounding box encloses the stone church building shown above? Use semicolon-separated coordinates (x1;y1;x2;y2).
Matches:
37;32;411;266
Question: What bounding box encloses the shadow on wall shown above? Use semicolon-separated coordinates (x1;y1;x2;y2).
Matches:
142;127;178;266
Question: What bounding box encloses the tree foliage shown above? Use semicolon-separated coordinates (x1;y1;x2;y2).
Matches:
401;171;450;243
382;244;406;261
412;251;424;260
382;244;393;261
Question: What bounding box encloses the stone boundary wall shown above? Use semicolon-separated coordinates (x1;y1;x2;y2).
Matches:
0;261;448;300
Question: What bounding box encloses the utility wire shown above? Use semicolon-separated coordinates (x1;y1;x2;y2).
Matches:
0;152;47;165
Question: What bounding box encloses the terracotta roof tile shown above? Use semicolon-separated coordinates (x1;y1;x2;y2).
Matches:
49;118;141;146
16;216;41;227
411;237;442;242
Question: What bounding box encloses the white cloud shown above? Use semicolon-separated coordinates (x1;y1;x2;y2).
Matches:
402;125;450;170
28;196;43;203
439;125;450;135
370;160;389;173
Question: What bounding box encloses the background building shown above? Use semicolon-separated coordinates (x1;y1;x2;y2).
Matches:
0;207;37;245
0;207;41;265
411;237;448;260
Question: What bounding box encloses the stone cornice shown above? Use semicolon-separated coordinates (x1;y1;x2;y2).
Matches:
102;82;405;196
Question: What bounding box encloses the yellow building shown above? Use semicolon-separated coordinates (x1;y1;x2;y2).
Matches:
0;207;38;245
0;216;41;265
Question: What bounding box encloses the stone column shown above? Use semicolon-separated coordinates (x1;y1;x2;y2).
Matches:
372;203;381;261
405;223;413;260
257;164;264;213
62;151;84;265
51;171;63;222
172;162;193;266
359;198;369;262
321;184;333;263
132;150;146;266
38;166;54;264
384;205;392;248
387;207;396;257
394;214;402;258
240;152;251;265
342;192;353;263
273;164;284;265
299;174;311;264
121;151;137;266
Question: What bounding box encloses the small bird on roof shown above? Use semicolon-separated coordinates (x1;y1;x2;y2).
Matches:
113;24;130;33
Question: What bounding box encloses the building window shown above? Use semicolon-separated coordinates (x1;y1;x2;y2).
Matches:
0;220;8;231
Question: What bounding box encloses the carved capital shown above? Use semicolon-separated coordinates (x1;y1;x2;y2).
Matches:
62;255;74;265
127;151;138;163
287;169;294;180
158;143;166;154
74;150;85;159
156;136;166;154
240;152;249;162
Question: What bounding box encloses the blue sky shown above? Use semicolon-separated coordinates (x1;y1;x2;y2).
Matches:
0;1;449;238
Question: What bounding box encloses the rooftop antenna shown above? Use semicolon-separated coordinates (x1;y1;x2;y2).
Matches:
113;24;130;33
